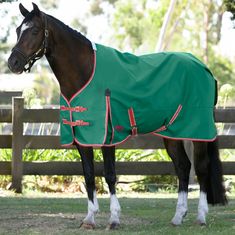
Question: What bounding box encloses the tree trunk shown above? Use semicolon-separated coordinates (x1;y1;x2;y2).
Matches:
203;0;212;64
155;0;177;52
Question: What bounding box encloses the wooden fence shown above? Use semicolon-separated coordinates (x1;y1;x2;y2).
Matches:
0;97;235;193
0;91;22;105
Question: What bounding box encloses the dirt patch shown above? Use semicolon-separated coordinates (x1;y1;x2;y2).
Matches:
0;211;151;234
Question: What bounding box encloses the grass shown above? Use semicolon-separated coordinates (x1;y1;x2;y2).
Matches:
0;191;234;235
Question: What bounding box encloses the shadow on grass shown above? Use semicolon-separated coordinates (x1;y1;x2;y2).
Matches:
0;193;234;235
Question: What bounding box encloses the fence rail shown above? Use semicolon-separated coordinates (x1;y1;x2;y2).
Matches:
0;97;235;193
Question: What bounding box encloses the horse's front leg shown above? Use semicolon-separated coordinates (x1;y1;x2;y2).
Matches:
76;144;99;229
164;139;191;225
101;146;121;229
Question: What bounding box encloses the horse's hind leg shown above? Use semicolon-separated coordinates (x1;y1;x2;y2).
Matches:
102;146;121;229
193;141;209;225
164;139;191;225
193;140;227;225
76;144;99;229
194;139;227;225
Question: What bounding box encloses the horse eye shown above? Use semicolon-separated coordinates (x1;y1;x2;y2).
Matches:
32;29;39;35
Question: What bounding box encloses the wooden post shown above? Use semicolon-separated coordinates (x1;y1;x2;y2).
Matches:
10;97;24;193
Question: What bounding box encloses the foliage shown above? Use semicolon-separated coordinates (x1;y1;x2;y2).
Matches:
218;84;235;107
130;175;178;193
71;18;88;35
0;1;18;72
0;148;172;193
90;0;104;15
112;0;169;52
0;0;16;3
224;0;235;21
33;71;60;105
39;0;59;9
209;54;235;87
22;149;80;162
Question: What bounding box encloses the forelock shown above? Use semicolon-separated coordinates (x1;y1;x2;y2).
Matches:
22;10;38;24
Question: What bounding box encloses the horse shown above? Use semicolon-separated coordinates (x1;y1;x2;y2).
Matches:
8;3;227;230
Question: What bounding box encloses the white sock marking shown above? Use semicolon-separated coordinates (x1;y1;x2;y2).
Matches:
83;191;99;225
109;194;121;224
197;191;208;224
171;191;188;225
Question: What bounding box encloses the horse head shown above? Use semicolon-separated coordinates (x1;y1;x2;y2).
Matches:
8;3;48;73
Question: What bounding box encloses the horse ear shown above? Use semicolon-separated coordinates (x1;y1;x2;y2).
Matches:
19;3;29;17
32;2;40;16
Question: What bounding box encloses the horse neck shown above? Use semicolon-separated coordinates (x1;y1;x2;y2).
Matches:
45;15;94;100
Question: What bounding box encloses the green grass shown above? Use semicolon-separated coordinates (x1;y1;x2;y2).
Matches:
0;191;234;235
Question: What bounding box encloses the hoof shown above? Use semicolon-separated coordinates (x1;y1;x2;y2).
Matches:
196;215;207;226
171;211;187;226
171;221;182;226
79;222;95;230
196;220;206;226
106;222;120;230
171;216;183;226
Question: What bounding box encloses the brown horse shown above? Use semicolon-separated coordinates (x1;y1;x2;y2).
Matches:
8;3;227;230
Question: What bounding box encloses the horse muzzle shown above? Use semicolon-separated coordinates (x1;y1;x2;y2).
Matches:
8;51;27;74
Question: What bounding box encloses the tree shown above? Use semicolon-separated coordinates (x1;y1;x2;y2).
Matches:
112;0;235;87
0;0;15;3
39;0;59;9
156;0;176;52
224;0;235;21
112;0;169;52
0;0;19;73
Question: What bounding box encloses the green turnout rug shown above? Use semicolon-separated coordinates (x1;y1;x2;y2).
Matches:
60;44;217;146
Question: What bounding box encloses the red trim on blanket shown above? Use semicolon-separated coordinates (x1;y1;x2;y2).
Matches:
154;125;167;132
63;119;90;126
153;104;182;133
103;95;109;145
60;94;75;145
60;105;87;112
70;133;217;147
60;51;96;146
73;134;132;147
106;95;114;143
69;51;96;103
71;133;216;148
169;104;182;125
60;50;96;103
128;108;138;135
152;132;217;142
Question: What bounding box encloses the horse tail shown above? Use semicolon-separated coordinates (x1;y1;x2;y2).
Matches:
207;138;227;205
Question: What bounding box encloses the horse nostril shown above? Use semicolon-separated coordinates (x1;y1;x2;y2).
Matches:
8;55;21;72
12;58;19;66
8;56;18;68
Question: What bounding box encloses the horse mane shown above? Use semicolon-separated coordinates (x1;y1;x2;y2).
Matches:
46;14;90;44
23;9;89;45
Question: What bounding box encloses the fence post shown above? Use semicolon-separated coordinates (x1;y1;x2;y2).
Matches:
10;97;24;193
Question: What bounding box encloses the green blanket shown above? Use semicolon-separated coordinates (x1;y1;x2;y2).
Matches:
60;43;217;146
